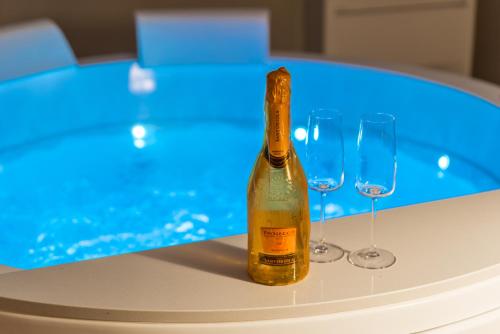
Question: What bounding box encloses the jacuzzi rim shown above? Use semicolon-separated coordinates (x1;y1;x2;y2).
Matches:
271;52;500;108
75;52;500;108
0;52;497;108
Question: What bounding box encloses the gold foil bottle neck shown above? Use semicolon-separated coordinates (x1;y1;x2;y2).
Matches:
265;67;291;167
266;67;291;104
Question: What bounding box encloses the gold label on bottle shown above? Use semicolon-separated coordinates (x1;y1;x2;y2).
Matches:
267;103;290;159
258;253;296;266
259;227;296;266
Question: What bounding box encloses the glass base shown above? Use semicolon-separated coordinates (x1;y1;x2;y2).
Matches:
347;247;396;269
309;241;344;263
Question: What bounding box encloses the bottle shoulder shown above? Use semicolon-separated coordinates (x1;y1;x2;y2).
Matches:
249;146;306;180
247;146;309;205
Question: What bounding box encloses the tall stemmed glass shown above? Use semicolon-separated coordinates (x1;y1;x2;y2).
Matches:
306;109;345;263
348;113;397;269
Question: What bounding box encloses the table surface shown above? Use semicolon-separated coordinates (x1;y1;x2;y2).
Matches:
1;190;500;325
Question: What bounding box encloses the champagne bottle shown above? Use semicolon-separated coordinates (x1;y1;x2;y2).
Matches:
247;67;310;286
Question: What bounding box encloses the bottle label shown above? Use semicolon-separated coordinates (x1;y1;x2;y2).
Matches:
258;253;296;266
259;227;296;266
267;103;290;159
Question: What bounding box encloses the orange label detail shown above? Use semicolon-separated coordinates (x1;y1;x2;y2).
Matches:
261;227;296;255
267;103;290;158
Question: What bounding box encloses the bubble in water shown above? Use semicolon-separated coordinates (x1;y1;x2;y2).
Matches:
175;221;193;233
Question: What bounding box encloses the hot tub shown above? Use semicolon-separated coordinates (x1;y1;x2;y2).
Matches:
0;57;498;269
0;56;499;333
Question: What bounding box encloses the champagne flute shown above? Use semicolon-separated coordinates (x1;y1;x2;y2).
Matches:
306;109;345;263
348;113;397;269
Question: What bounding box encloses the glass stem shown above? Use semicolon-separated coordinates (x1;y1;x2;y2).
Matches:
370;198;377;251
319;191;327;246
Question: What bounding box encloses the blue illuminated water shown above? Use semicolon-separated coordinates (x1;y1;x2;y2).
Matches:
0;120;494;269
0;59;498;269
